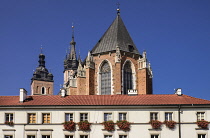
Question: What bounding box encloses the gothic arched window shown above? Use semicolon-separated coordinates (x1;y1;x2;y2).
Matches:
123;61;133;94
100;61;111;95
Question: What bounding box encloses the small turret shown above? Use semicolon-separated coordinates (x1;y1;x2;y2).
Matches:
31;52;54;95
86;51;95;69
32;53;53;82
64;25;78;71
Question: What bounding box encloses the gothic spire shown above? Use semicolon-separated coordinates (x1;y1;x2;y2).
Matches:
69;25;77;60
63;24;79;71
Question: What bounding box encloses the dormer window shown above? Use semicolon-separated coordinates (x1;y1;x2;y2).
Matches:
128;45;134;52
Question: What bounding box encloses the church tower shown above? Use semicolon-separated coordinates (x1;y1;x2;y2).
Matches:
88;8;153;95
63;26;79;95
31;53;54;95
63;8;153;95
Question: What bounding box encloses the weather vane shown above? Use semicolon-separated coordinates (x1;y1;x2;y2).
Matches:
116;1;120;14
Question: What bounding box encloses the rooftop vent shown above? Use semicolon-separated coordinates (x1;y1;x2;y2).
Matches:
128;89;138;96
175;88;182;96
60;88;66;98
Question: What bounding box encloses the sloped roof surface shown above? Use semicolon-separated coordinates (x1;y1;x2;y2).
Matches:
0;94;210;106
91;15;140;55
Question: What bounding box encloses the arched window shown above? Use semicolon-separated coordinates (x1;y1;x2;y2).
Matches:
41;87;45;95
123;61;133;94
100;61;111;95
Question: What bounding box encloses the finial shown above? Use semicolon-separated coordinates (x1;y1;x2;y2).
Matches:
72;22;74;38
70;22;76;45
40;45;43;54
116;1;120;15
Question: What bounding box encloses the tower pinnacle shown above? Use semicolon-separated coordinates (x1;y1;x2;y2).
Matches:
116;2;120;15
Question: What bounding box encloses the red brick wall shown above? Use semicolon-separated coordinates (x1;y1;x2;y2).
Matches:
31;80;54;95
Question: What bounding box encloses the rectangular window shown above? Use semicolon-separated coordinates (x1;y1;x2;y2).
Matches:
104;135;112;138
65;113;73;121
197;112;205;121
80;113;88;121
27;136;35;138
5;113;13;122
4;136;13;138
151;135;159;138
119;113;127;121
104;113;112;121
42;113;50;124
165;112;173;121
150;113;158;121
119;135;127;138
80;136;88;138
28;113;36;124
42;136;50;138
65;136;73;138
198;134;206;138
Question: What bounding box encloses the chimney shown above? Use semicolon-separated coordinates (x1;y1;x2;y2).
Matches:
19;88;27;103
61;88;66;98
175;88;182;96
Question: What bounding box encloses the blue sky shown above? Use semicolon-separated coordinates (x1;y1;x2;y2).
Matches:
0;0;210;100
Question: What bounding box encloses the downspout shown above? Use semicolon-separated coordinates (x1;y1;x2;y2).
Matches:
178;105;181;138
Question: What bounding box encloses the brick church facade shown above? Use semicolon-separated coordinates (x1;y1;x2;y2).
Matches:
1;8;210;138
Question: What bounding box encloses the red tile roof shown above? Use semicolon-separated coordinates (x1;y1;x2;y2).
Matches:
0;94;210;106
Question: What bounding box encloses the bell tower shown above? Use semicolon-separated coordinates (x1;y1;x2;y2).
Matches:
31;52;54;95
63;25;79;95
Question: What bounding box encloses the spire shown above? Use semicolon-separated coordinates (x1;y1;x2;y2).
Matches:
63;24;79;71
69;24;77;60
91;12;140;55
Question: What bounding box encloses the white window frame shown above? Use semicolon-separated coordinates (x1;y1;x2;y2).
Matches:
119;135;127;138
4;136;13;138
27;135;36;138
65;135;74;138
151;134;159;138
150;112;158;121
65;113;74;121
197;112;205;121
104;113;112;121
104;135;112;138
198;134;206;138
42;113;51;124
5;113;14;122
41;135;50;138
119;113;127;121
79;135;88;138
165;112;173;121
80;113;88;121
28;113;37;124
